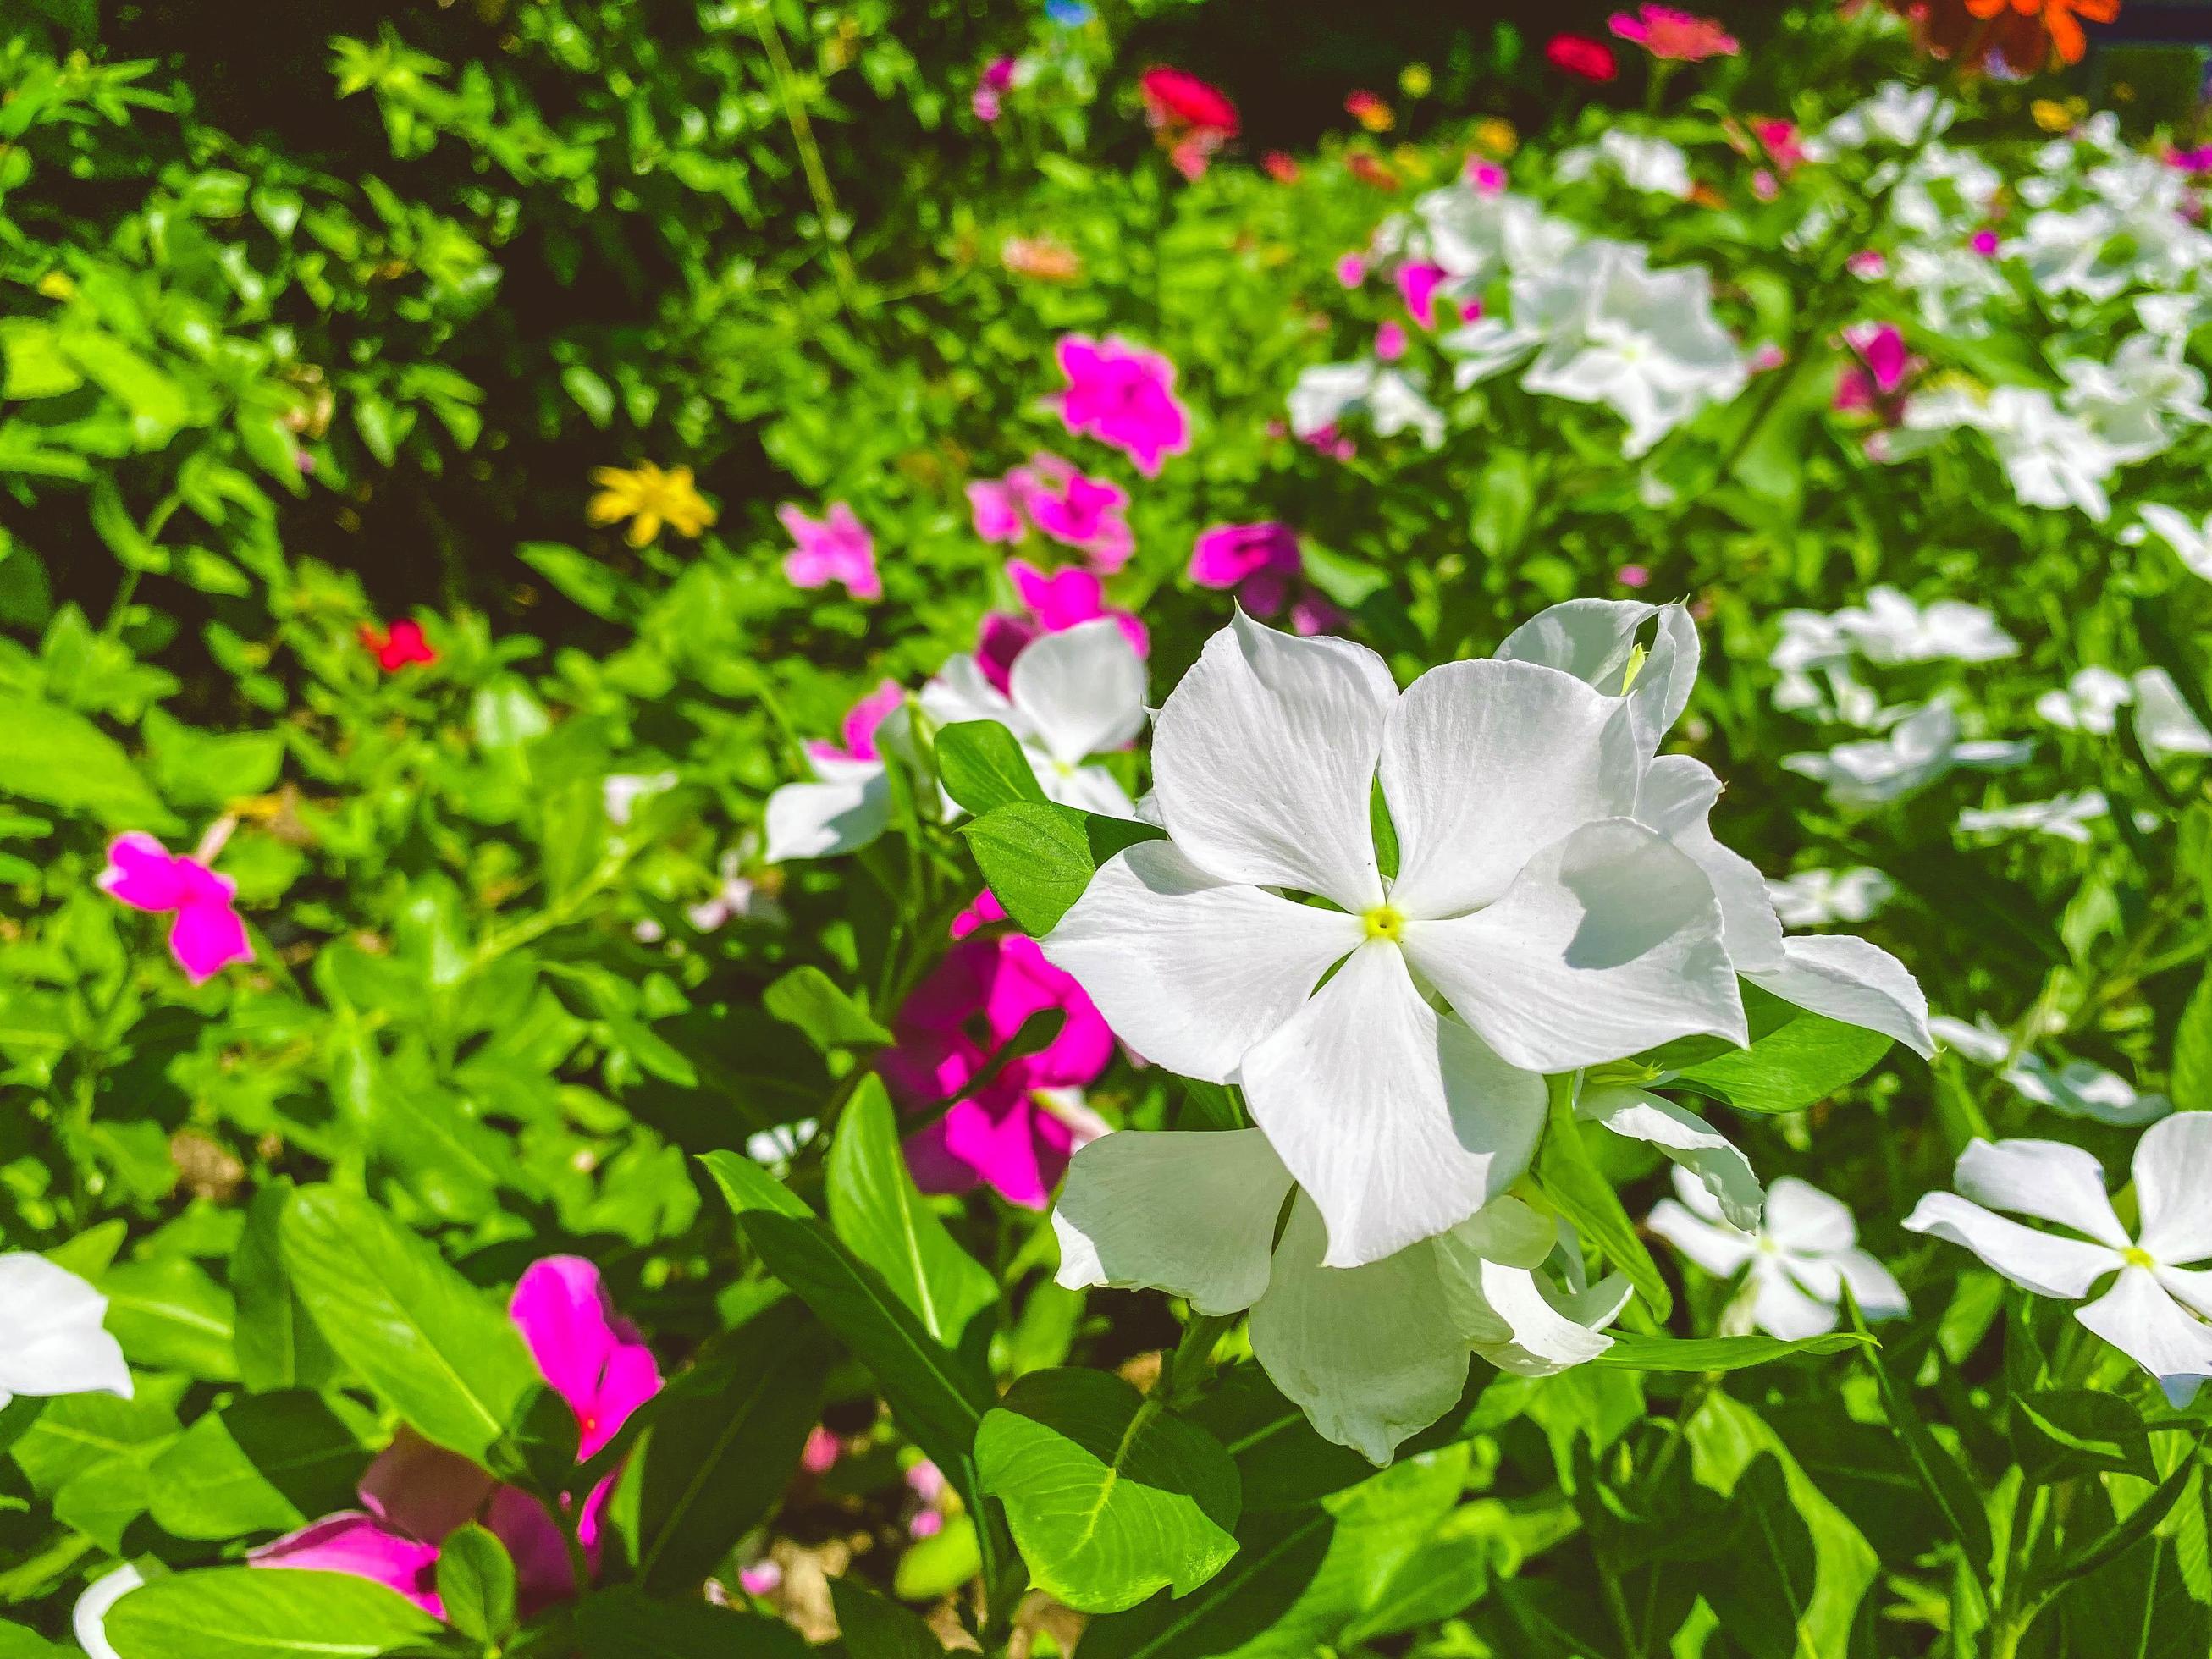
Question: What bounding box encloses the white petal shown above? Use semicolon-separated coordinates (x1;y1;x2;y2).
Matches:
1578;1084;1762;1232
1495;598;1700;760
1463;1260;1628;1376
1761;1177;1857;1256
1379;659;1634;919
1040;841;1362;1085
1954;1138;2130;1248
1635;756;1786;973
920;654;1018;731
2076;1265;2212;1408
2155;1264;2212;1322
0;1254;131;1403
1749;1258;1841;1340
1039;758;1136;818
1404;819;1745;1073
1746;934;1933;1059
1239;942;1544;1267
1247;1199;1470;1464
1787;1247;1910;1323
763;771;889;862
2132;1111;2212;1265
1901;1191;2123;1299
1009;620;1150;767
1150;612;1396;910
1647;1194;1759;1280
1051;1130;1294;1316
74;1563;146;1659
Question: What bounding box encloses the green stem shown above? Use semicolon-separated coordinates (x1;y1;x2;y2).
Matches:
750;3;861;317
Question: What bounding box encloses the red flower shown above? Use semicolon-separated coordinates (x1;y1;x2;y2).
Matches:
1608;5;1740;61
1260;150;1299;183
360;619;437;672
1138;68;1238;135
1546;33;1620;80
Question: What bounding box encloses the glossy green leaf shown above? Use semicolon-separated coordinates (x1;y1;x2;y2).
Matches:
102;1568;444;1659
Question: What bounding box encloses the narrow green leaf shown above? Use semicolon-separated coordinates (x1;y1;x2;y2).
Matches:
827;1575;946;1659
1591;1331;1871;1372
764;965;892;1054
1536;1080;1670;1320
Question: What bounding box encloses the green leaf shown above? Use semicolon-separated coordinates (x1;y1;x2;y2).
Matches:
1536;1080;1669;1320
0;693;176;832
1846;1292;1991;1580
437;1524;517;1646
2040;1436;2207;1592
764;965;892;1054
2172;970;2212;1114
231;1182;337;1394
0;1617;74;1658
978;1370;1242;1614
102;1257;238;1381
572;1587;811;1659
630;1301;830;1595
962;801;1163;936
279;1184;538;1461
517;542;627;620
102;1568;444;1659
1591;1331;1872;1371
2011;1389;2157;1486
827;1575;946;1659
147;1392;364;1540
935;720;1047;816
1673;995;1894;1116
825;1075;998;1352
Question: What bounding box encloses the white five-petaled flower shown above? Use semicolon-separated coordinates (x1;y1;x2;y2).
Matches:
1052;1127;1629;1463
1930;1015;2170;1127
1287;361;1447;449
0;1252;133;1410
1905;1118;2212;1405
1767;867;1895;929
1648;1167;1909;1339
1042;610;1751;1269
1783;699;2031;807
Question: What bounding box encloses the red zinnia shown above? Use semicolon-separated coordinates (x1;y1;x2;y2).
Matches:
1546;33;1620;80
360;619;437;672
1138;68;1239;136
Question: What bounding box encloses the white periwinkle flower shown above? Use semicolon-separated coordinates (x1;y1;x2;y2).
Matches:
2034;666;2132;734
74;1563;147;1659
1901;385;2121;520
2132;668;2212;760
1783;700;2031;807
1556;131;1693;198
1905;1119;2212;1404
2135;504;2212;582
1804;82;1951;158
1649;1168;1907;1338
1053;1128;1628;1462
0;1253;133;1409
1931;1016;2170;1127
1043;610;1751;1268
922;618;1149;816
1768;867;1895;929
1288;361;1446;449
1830;585;2016;665
2060;335;2211;464
1956;791;2109;844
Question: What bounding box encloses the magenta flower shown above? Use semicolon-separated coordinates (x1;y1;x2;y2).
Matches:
974;56;1017;123
1834;322;1917;422
98;833;251;985
780;503;880;600
967;455;1134;569
1334;252;1368;288
1188;522;1346;635
1970;229;2000;256
1845;249;1888;279
1374;321;1409;361
977;559;1149;696
1054;336;1191;477
254;1258;660;1621
807;680;905;766
1465;157;1508;196
1395;262;1452;328
880;931;1112;1209
1608;5;1740;61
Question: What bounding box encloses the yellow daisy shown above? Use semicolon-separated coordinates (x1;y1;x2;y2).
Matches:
587;462;717;548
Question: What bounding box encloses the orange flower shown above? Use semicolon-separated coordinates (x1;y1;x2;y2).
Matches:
1894;0;2119;73
1964;0;2118;67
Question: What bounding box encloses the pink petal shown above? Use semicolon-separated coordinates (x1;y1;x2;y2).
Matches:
510;1257;621;1423
968;481;1025;543
841;681;906;762
252;1515;444;1618
977;614;1036;695
168;897;251;984
97;833;189;913
939;1096;1056;1210
358;1428;496;1545
951;889;1010;940
1395;262;1450;328
485;1484;579;1618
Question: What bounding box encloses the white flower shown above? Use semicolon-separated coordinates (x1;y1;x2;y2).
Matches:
1783;700;2031;807
1905;1119;2212;1404
1052;1128;1627;1463
2135;504;2212;583
2060;334;2211;464
2034;666;2133;734
1578;1081;1762;1232
1556;132;1693;198
1043;611;1748;1268
1956;791;2109;844
1415;185;1579;287
687;846;786;931
0;1253;132;1409
1648;1168;1908;1339
602;771;676;827
1803;82;1950;158
1769;611;1882;726
1830;585;2016;665
1902;384;2121;521
1889;145;2003;240
1768;867;1895;928
922;619;1149;817
2133;668;2212;759
1933;1016;2172;1128
1287;361;1446;449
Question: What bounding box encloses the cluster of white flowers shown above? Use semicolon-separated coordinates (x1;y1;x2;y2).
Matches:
1040;603;1930;1460
1771;585;2016;729
2037;664;2212;762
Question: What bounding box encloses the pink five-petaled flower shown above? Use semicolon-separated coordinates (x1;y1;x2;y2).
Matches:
967;455;1134;570
780;503;880;600
880;924;1112;1209
974;56;1017;123
1137;67;1238;180
1055;336;1191;478
977;559;1150;696
1188;522;1344;636
1834;322;1917;422
807;680;905;766
1608;5;1740;60
253;1258;660;1621
98;833;251;985
359;619;436;672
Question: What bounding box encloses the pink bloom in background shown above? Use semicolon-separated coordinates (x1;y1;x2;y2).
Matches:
1300;423;1357;463
1334;252;1367;288
1845;249;1888;279
1546;33;1619;80
1188;522;1344;635
1055;336;1191;477
951;889;1009;940
1608;5;1740;61
1618;564;1652;589
968;454;1134;568
1374;321;1408;361
1970;229;2000;256
1465;157;1508;195
1261;151;1299;183
1834;322;1918;422
1756;119;1806;175
739;1560;784;1597
977;559;1150;695
99;833;251;985
807;680;905;766
880;925;1112;1209
800;1426;842;1475
780;503;880;600
2169;146;2212;177
1396;262;1452;328
1750;342;1788;373
254;1258;660;1621
360;619;436;672
1138;67;1239;179
974;56;1017;123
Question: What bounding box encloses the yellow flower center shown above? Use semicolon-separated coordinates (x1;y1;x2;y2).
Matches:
2125;1246;2155;1269
1362;904;1406;942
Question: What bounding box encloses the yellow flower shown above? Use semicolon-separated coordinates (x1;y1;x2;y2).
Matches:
587;462;716;547
2029;97;2074;133
1398;63;1432;99
1472;118;1518;158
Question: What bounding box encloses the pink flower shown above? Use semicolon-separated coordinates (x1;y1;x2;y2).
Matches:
968;477;1025;543
1054;336;1191;477
951;889;1010;940
1845;249;1888;279
1188;522;1345;633
1334;252;1367;288
1466;157;1509;196
1970;229;2000;256
1374;321;1408;361
880;933;1112;1209
801;1426;842;1475
1546;33;1619;80
1300;423;1357;463
1834;322;1919;422
1261;151;1299;183
739;1560;783;1597
99;833;251;985
1138;67;1238;180
807;680;905;766
1750;342;1788;373
1608;5;1740;61
254;1258;660;1622
780;503;880;600
1395;262;1452;328
974;56;1017;123
2170;146;2212;177
968;455;1134;568
1755;118;1805;174
1617;564;1652;589
359;619;436;672
977;559;1150;695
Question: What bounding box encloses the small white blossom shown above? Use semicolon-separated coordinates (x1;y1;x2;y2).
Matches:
1783;700;2031;807
2035;666;2133;734
1649;1168;1908;1339
1956;791;2109;844
1555;131;1693;198
1768;867;1896;928
2134;504;2212;582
